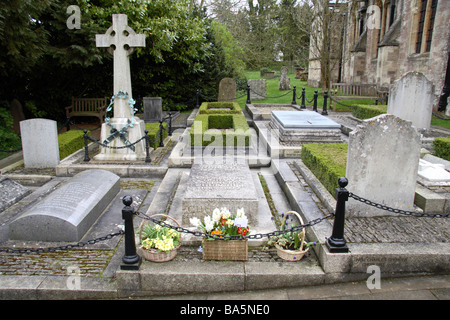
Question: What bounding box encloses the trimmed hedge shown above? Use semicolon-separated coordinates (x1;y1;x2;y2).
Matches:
145;122;168;149
433;137;450;161
58;130;90;160
352;104;387;120
301;143;348;198
198;102;241;114
190;113;251;146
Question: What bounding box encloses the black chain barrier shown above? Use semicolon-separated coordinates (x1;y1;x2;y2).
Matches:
432;112;450;121
349;192;449;218
249;88;294;100
0;230;124;254
134;210;334;240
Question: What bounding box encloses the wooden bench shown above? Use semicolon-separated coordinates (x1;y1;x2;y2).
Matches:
65;97;108;122
330;83;378;100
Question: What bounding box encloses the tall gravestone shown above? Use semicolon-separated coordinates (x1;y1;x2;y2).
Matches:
346;114;422;217
143;97;162;123
387;72;435;130
20;118;60;168
248;79;266;101
94;14;148;161
279;66;290;90
218;78;237;102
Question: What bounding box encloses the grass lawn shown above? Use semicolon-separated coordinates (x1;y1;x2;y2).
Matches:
236;70;379;111
431;117;450;130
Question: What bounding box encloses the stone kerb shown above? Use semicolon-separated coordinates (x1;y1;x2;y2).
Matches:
387;71;435;130
346;114;422;217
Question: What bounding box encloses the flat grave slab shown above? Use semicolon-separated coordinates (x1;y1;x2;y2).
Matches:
272;110;341;129
182;161;258;225
9;169;120;242
270;111;342;143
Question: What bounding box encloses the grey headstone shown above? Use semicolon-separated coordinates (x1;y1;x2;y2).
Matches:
20;118;60;168
182;162;258;226
0;177;30;213
9;169;120;241
387;72;435;130
346;114;422;217
279;66;290;91
248;79;266;100
143;97;163;122
218;78;237;102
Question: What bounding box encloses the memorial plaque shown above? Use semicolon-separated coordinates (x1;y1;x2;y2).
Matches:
0;177;30;213
9;169;120;241
182;162;258;225
143;97;163;122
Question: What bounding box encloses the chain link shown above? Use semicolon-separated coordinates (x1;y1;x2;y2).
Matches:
134;211;333;240
349;192;449;218
0;230;124;254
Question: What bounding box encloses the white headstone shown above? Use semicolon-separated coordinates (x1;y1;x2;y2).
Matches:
387;72;435;130
20;118;60;168
94;14;149;161
346;114;422;217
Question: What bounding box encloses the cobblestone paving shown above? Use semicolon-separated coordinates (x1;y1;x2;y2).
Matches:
0;249;115;276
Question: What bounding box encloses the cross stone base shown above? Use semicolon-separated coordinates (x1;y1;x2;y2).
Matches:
94;117;149;161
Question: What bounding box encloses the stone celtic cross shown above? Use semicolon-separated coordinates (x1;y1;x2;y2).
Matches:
96;14;145;119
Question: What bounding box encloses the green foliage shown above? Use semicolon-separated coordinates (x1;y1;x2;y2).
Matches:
199;102;241;114
58;129;89;160
351;104;388;120
301;143;348;199
145;122;168;149
433;137;450;161
190;105;251;146
0;107;22;152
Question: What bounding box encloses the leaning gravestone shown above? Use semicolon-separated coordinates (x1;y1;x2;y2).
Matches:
0;177;30;213
279;66;290;91
9;169;120;241
248;79;266;101
182;162;258;226
218;78;237;102
20;118;60;168
346;114;422;217
387;72;434;130
143;97;162;123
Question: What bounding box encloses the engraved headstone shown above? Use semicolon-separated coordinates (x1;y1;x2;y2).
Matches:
346;114;422;217
279;66;290;90
143;97;162;123
20;118;60;168
0;177;30;213
218;78;236;102
248;79;266;101
182;162;258;225
9;169;120;241
387;72;434;130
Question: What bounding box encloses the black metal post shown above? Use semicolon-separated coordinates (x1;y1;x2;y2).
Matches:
66;117;71;132
83;129;90;162
168;112;173;136
292;86;297;105
246;85;251;104
322;91;329;115
121;196;141;270
196;89;200;109
313;90;318;112
144;129;151;163
159;120;164;148
301;88;306;109
326;177;349;253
